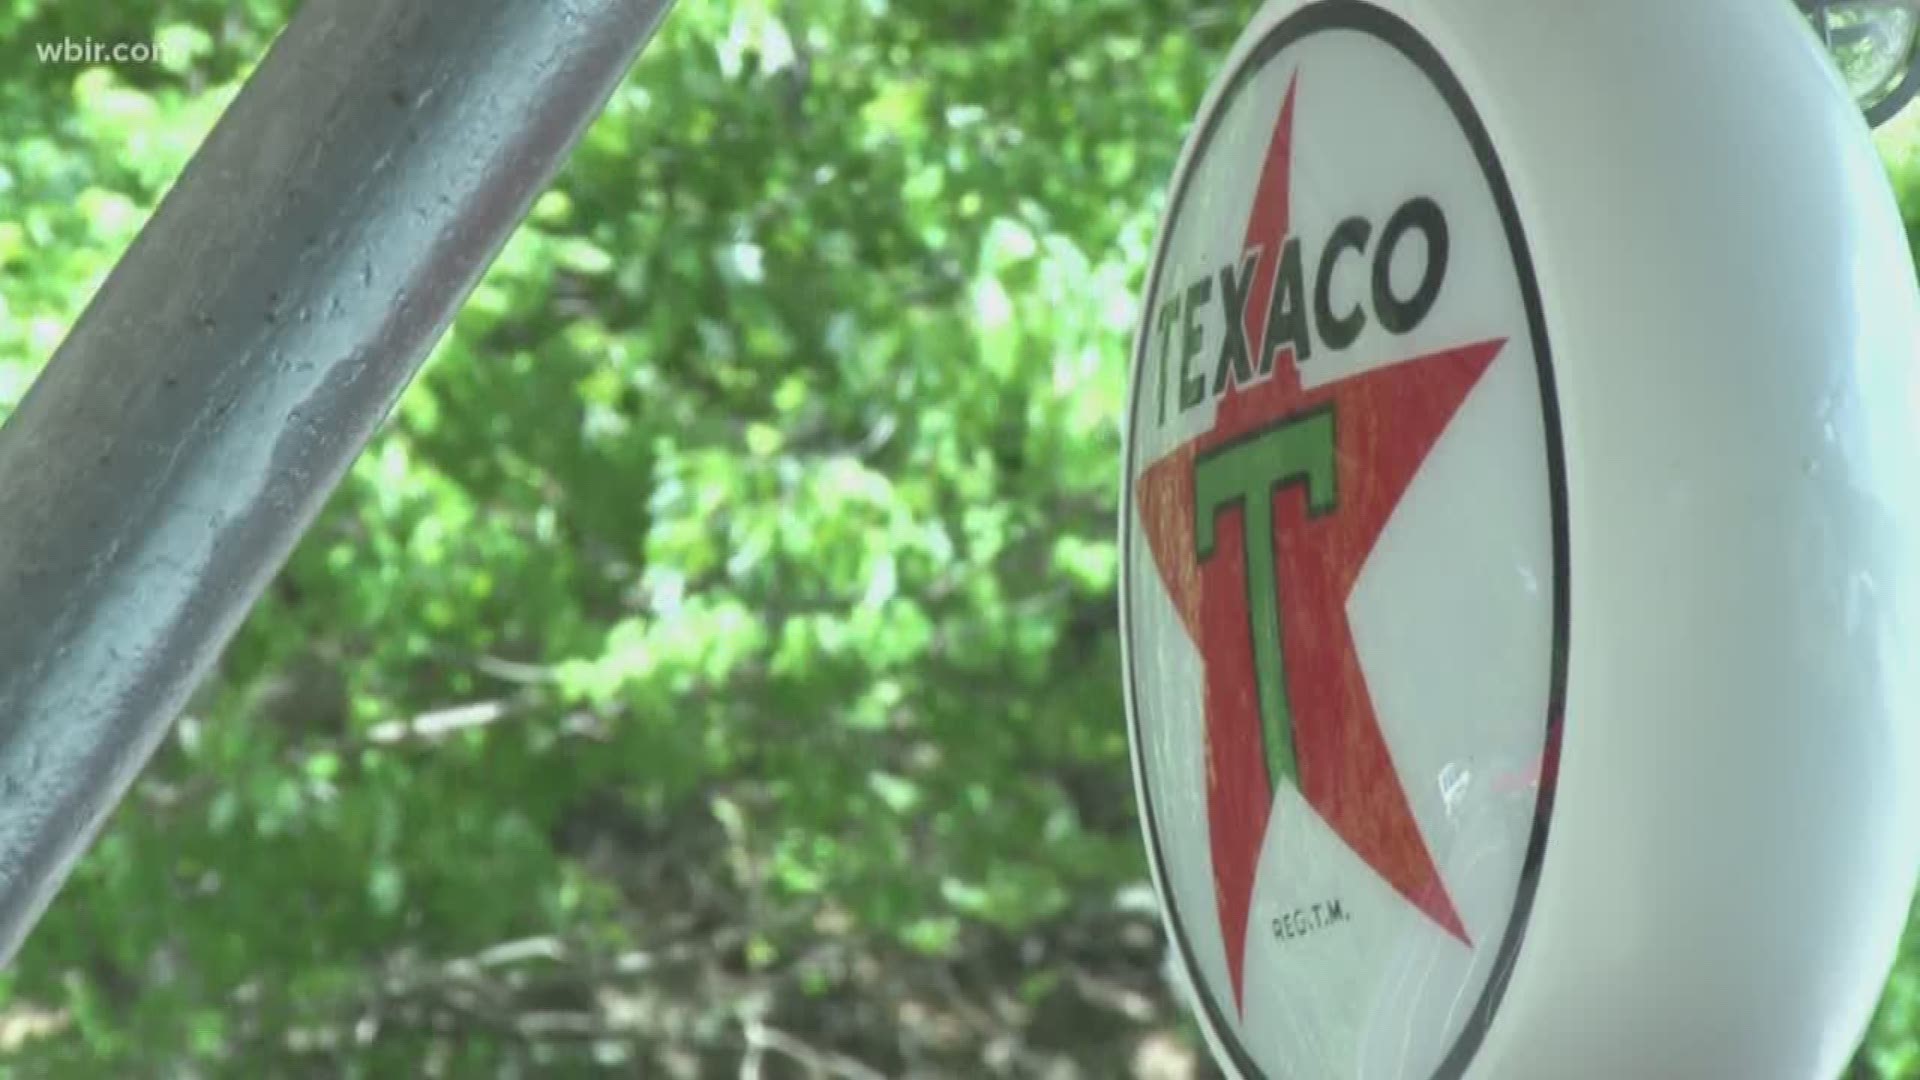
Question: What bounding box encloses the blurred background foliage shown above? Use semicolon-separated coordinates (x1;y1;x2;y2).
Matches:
0;0;1914;1076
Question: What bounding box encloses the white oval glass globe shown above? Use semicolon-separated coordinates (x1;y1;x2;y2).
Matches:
1118;2;1920;1078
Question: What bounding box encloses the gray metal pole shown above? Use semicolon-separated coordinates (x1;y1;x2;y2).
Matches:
0;0;673;961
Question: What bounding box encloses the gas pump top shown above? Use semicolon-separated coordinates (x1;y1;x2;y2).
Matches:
1119;1;1920;1077
1798;0;1920;126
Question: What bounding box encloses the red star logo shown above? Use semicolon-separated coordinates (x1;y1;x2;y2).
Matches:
1136;76;1502;1010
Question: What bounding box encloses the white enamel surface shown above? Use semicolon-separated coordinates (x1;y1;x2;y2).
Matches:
1121;1;1920;1078
1440;0;1920;1077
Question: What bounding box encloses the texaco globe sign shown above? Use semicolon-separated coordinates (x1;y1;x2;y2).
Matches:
1121;1;1920;1078
1123;4;1560;1074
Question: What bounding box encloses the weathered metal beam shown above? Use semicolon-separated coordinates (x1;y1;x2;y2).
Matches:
0;0;674;961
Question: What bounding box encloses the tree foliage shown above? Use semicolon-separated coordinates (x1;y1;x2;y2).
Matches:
0;0;1915;1075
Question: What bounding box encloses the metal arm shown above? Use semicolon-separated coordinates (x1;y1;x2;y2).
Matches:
0;0;673;964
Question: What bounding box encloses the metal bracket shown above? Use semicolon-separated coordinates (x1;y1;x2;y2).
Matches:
0;0;674;964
